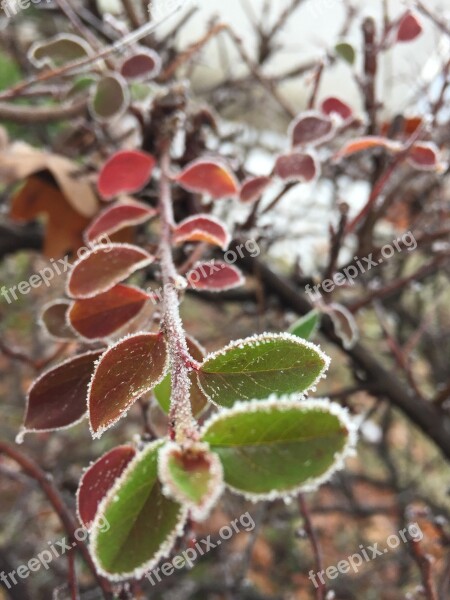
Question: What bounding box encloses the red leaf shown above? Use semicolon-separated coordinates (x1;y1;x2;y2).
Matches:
407;142;442;171
22;351;103;435
334;136;403;160
175;160;239;199
84;200;157;244
289;111;335;147
98;151;156;200
173;215;230;250
320;97;353;121
187;261;245;292
397;11;423;42
77;445;136;528
274;152;319;183
40;300;76;341
380;116;423;138
239;176;272;203
88;333;168;437
68;284;150;340
120;49;161;81
67;243;154;299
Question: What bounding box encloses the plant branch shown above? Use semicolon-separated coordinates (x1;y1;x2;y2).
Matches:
409;534;438;600
0;441;111;599
236;250;450;461
159;148;199;442
299;494;326;600
0;98;87;124
0;5;183;101
121;0;144;29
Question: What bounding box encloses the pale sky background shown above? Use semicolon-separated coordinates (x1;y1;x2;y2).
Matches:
99;0;449;272
154;0;449;117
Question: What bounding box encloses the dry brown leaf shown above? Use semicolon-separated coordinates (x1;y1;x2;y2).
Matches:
10;175;91;258
0;142;98;218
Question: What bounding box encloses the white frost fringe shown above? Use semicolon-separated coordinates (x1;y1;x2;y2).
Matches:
158;441;225;522
89;440;188;582
200;396;358;503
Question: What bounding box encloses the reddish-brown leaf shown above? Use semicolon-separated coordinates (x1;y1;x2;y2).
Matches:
187;262;245;292
22;351;103;434
67;243;154;299
98;151;157;200
88;333;168;437
173;215;230;250
290;111;335;147
84;200;157;244
397;11;423;42
274;152;319;183
320;97;353;121
69;284;150;340
380;117;423;138
121;49;161;81
333;136;403;160
175;160;239;199
407;142;442;171
239;176;272;203
40;300;76;341
77;445;136;528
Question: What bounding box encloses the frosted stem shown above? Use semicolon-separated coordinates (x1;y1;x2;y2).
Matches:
159;149;198;442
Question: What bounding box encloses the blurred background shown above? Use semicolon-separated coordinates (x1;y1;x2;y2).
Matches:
1;1;450;599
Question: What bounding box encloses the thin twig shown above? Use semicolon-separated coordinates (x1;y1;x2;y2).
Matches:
67;550;79;600
0;5;183;101
409;534;438;600
121;0;143;29
0;441;111;599
299;494;325;600
0;98;87;124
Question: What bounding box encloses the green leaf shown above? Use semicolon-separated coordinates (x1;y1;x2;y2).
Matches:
67;76;97;98
154;372;171;412
90;441;187;581
130;82;155;102
89;73;130;123
201;399;355;501
335;42;356;65
0;52;21;91
159;442;224;521
155;336;208;417
28;34;92;69
197;333;330;408
289;310;320;340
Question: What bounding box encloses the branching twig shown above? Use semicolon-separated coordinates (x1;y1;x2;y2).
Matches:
159;147;199;442
0;441;112;599
299;494;325;600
